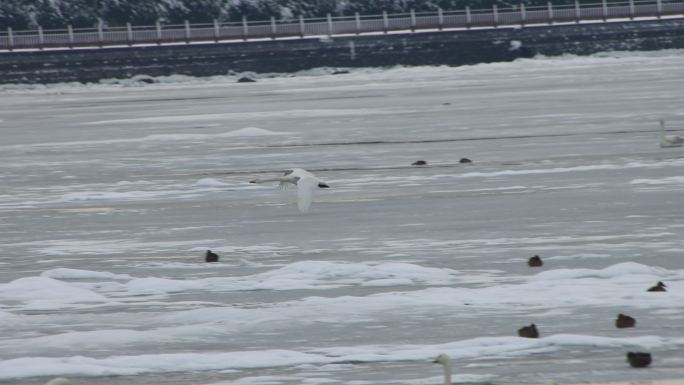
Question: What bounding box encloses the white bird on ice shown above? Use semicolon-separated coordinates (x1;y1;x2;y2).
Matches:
250;168;330;212
433;353;453;385
659;119;684;148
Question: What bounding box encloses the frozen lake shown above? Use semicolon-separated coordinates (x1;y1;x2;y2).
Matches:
1;50;684;385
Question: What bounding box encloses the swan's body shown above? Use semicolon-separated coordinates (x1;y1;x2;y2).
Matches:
45;379;74;385
433;353;453;385
250;168;330;212
659;120;684;148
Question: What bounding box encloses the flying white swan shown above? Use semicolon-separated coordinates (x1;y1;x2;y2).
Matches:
659;119;684;148
433;353;453;385
45;378;73;385
250;168;330;212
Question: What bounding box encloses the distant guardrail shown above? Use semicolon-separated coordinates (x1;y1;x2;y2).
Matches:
1;0;683;51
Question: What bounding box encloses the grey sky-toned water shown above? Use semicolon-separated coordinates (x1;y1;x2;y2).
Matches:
1;51;684;385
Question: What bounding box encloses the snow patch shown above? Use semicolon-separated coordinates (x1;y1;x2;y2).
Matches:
630;176;684;185
1;334;682;380
121;261;463;295
530;262;668;281
0;277;106;309
82;109;401;126
223;127;287;136
142;127;291;141
41;268;132;280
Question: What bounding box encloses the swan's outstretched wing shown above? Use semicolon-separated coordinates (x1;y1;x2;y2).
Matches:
279;177;299;190
296;177;316;212
278;170;297;189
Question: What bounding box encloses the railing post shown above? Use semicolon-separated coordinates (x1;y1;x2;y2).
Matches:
520;3;526;27
97;19;104;47
242;16;248;41
656;0;662;18
7;27;13;51
299;15;305;37
493;5;499;27
38;26;44;49
410;9;416;32
126;22;132;46
270;16;276;39
382;11;388;33
438;8;444;30
466;6;471;28
327;13;333;35
156;20;162;45
68;24;74;48
14;7;631;51
184;20;191;43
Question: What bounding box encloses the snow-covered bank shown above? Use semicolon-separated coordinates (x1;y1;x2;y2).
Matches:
3;15;684;85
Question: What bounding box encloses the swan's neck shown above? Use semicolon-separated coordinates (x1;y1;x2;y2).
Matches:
660;120;667;137
442;361;452;385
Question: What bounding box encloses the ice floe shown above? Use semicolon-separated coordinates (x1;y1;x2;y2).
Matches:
1;334;683;380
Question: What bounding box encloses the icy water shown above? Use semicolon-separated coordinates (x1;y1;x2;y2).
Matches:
1;51;684;385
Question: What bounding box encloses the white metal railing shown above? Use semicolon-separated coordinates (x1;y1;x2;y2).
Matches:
0;0;683;51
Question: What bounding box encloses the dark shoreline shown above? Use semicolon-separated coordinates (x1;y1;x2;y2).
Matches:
1;18;683;85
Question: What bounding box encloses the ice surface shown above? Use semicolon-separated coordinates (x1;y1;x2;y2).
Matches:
41;268;132;280
0;277;106;308
82;109;398;126
630;176;684;185
2;50;684;385
1;334;683;380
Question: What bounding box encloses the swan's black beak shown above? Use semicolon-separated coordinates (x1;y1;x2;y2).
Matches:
249;180;256;184
318;183;330;188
